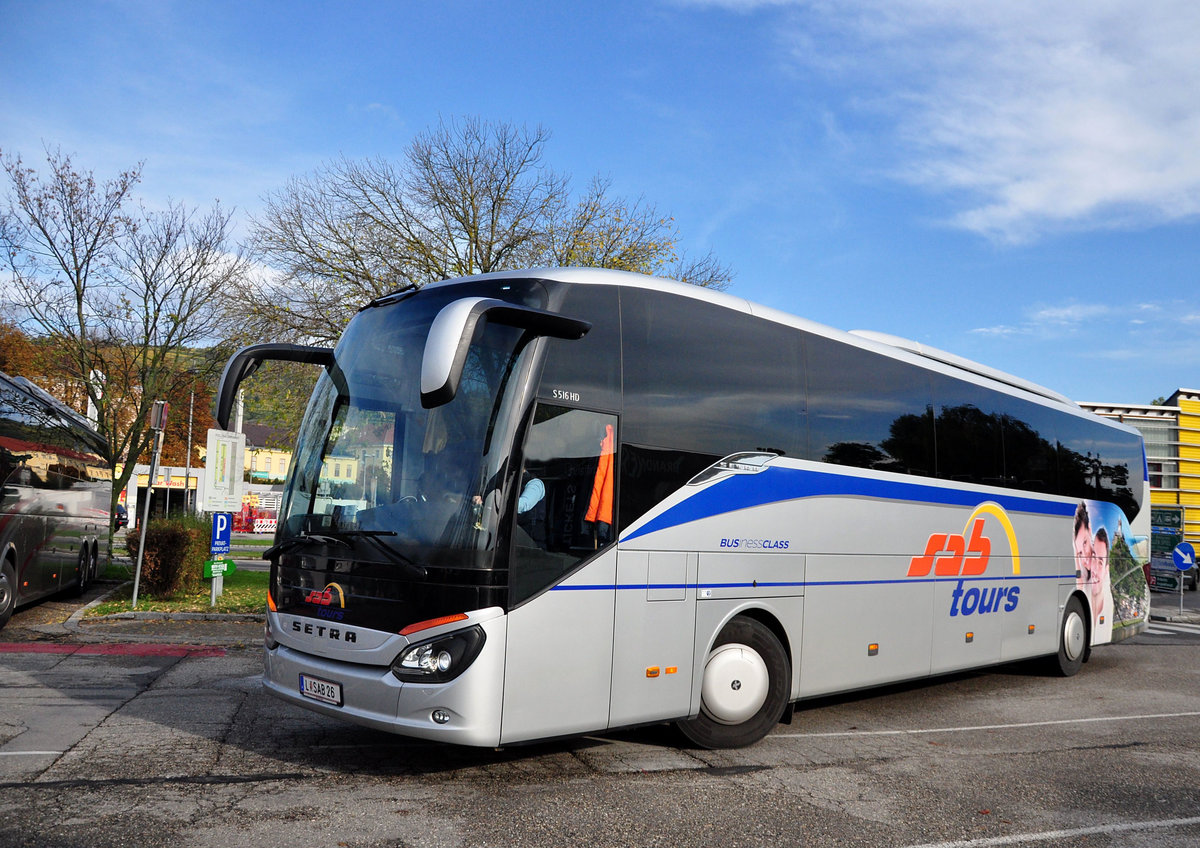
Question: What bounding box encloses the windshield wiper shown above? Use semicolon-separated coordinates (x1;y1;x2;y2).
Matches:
331;531;428;579
262;532;352;560
265;530;426;580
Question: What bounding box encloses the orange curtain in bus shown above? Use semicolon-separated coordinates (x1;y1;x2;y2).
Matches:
585;424;614;536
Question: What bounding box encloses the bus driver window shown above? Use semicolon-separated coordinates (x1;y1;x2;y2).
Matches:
510;405;617;603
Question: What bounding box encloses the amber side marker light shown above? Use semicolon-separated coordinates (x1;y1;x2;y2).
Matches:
400;613;470;637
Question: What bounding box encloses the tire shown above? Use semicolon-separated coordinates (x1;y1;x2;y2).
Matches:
1052;595;1088;677
0;559;16;631
69;545;91;597
677;616;790;749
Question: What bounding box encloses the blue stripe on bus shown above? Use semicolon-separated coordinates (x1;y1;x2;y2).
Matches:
552;573;1074;592
619;465;1078;543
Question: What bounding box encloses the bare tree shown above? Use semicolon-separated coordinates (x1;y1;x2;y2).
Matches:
1;147;247;519
243;117;731;346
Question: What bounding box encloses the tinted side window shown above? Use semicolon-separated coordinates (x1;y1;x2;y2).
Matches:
621;289;804;460
1057;412;1142;520
618;444;715;532
931;375;1061;491
1000;397;1060;493
0;381;22;486
805;335;934;476
930;376;1006;486
537;284;621;412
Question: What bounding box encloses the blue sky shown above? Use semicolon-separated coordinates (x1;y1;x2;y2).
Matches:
2;0;1198;404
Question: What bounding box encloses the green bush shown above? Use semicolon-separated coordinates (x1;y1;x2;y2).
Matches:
124;515;210;598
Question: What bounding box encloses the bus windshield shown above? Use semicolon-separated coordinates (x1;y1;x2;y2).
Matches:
277;287;536;572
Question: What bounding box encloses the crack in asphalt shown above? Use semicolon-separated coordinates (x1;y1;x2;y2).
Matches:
0;772;312;791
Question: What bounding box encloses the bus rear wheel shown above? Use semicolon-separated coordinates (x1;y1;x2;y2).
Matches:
1052;595;1088;677
69;545;92;597
677;616;789;749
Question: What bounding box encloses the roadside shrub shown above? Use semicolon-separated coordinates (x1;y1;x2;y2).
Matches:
124;515;210;598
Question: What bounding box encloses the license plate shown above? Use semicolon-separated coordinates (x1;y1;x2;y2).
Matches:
299;674;343;707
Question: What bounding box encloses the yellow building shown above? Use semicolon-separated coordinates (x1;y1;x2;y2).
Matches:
1171;388;1200;543
247;446;292;482
1081;388;1200;548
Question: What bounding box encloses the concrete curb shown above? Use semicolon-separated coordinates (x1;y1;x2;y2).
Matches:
47;580;266;647
62;580;132;634
1149;611;1200;624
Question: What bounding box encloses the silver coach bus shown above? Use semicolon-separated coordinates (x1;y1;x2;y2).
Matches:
0;370;111;630
218;269;1149;748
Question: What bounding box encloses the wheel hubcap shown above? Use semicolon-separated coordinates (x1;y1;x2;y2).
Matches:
1063;610;1086;661
700;643;769;725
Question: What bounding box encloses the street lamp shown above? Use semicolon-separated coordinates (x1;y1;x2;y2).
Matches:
184;385;195;514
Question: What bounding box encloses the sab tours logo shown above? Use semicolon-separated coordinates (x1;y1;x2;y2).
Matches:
304;582;347;621
907;503;1022;617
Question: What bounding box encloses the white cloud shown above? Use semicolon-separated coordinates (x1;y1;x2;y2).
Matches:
969;324;1028;338
1028;303;1113;326
970;297;1198;341
680;0;1200;242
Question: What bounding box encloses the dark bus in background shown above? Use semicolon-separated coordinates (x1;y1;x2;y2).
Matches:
0;370;111;630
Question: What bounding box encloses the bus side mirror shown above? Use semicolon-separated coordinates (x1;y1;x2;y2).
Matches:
421;298;590;409
216;343;335;429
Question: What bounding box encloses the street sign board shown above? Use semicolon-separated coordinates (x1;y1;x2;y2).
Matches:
1152;505;1185;529
203;558;237;579
210;512;232;556
204;429;245;513
1151;505;1184;556
1149;569;1180;592
1174;542;1196;573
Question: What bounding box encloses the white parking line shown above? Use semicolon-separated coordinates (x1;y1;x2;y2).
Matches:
903;815;1200;847
774;711;1200;739
0;751;62;757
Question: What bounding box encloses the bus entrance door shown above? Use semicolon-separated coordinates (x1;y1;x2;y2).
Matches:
609;550;697;728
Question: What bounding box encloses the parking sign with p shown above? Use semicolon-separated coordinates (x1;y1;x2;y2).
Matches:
211;512;232;556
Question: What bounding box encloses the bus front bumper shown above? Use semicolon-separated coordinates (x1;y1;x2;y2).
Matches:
262;616;506;747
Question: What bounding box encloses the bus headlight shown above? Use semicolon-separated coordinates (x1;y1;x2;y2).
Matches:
391;625;486;683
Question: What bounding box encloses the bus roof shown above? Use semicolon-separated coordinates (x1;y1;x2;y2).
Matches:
417;267;1104;422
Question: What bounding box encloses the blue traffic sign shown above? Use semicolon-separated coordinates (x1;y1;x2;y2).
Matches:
1174;542;1196;573
210;512;232;556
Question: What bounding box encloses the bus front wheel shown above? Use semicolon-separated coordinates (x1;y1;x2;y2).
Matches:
0;560;16;630
1052;595;1088;677
677;616;789;749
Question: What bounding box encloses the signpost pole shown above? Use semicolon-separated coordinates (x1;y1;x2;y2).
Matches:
1174;542;1196;618
132;401;169;610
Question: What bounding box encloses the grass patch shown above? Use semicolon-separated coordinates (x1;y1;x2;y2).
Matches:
88;568;269;616
233;535;274;548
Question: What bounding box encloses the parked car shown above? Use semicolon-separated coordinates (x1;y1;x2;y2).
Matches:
113;504;128;531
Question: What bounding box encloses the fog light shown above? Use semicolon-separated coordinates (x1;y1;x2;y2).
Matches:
432;709;451;725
